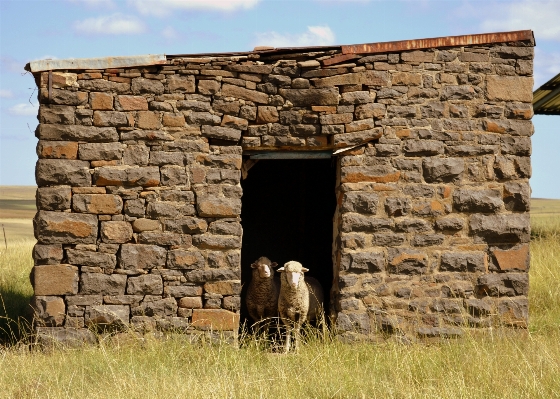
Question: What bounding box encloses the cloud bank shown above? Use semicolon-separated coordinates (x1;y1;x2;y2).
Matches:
73;13;146;35
255;26;336;48
130;0;260;17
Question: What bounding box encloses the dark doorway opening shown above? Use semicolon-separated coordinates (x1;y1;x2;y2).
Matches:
240;158;337;328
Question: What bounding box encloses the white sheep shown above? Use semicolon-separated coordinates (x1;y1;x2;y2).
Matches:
277;260;324;352
245;256;280;334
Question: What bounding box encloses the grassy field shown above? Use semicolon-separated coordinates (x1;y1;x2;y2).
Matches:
0;186;559;398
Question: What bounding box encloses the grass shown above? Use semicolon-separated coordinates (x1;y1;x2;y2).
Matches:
0;190;559;398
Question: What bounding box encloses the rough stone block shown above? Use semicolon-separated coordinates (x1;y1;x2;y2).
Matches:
453;188;503;213
342;214;393;233
166;75;195;93
127;275;163;295
435;217;464;231
476;273;528;297
36;159;91;186
279;87;339;106
33;244;63;265
101;221;133;243
124;199;146;218
178;297;203;309
36;124;118;142
137;231;184;246
39;104;76;125
66;250;116;269
36;327;97;347
197;197;241;217
403;140;444;156
204;281;241;296
486;76;533;102
36;187;72;211
220;83;268;104
119;244;167;270
341;91;374;105
192;234;241;250
131;297;177;317
72;194;123;214
80;273;127;295
93;166;160;187
37;141;79;160
132;78;164;95
33;264;79;295
93;111;130;127
201;125;242;142
422;158;464;183
355;103;386;119
341;251;384;273
32;296;66;327
491;244;529;271
496;298;528;327
440;252;486;272
34;211;98;244
165;285;203;298
115;95;148;111
341;165;399;184
470;214;530;244
385;197;411;217
387;249;428;274
191;309;239;331
85;305;130;329
78;143;123;161
503;181;530;211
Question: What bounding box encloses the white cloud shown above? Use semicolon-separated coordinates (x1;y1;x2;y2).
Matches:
130;0;260;16
254;26;336;48
480;0;560;41
8;103;38;117
73;13;146;35
534;48;560;87
161;26;179;40
67;0;116;8
0;89;14;98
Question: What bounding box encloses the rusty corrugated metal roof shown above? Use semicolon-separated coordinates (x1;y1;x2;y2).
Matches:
533;72;560;115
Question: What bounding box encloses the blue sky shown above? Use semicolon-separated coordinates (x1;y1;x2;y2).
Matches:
0;0;559;197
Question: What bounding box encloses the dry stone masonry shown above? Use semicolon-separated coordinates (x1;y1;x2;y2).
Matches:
29;30;534;344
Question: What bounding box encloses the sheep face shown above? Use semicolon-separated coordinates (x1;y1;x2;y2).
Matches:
251;256;277;279
277;261;309;289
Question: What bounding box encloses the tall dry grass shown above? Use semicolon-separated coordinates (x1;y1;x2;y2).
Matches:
0;218;558;398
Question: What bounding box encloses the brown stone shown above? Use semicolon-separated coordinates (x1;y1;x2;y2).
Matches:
34;211;98;244
136;111;161;129
341;166;400;183
33;264;79;295
320;113;353;125
32;296;66;327
493;244;529;271
132;218;161;232
116;95;149;111
163;113;185;127
101;221;133;243
37;141;78;159
256;106;279;123
178;297;203;309
221;115;248;130
191;309;240;331
333;128;383;147
197;197;241;217
220;84;269;104
167;75;196;93
486;76;533;102
204;281;241;296
312;106;337;112
198;79;221;95
313;71;389;88
90;92;113;110
72;194;123;214
392;72;422;86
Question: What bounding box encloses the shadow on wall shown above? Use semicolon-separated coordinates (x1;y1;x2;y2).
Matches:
240;158;337;328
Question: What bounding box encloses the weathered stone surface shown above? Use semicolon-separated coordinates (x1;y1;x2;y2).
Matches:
193;234;241;250
278;88;339;106
34;211;98;244
227;64;273;74
33;244;63;265
335;312;371;334
37;141;79;160
101;221;133;244
167;249;205;270
492;244;529;271
385;197;411;217
387;249;428;274
131;297;177;317
93;166;160;187
440;252;486;272
36;327;97;347
422;158;464;183
341;165;400;183
66;250;116;269
221;83;268;104
341;91;374;105
39;105;75;124
132;218;161;233
320;113;353;125
32;296;66;327
191;309;239;331
179;297;203;309
435;217;464;231
185;269;240;283
486;76;533;102
36;187;72;211
201;125;242;142
132;78;164;95
40;89;87;106
119;244;167;270
36;159;91;186
256;106;279;123
163;217;207;234
470;214;530;244
73;194;123;214
313;71;388;88
137;231;184;246
124;199;146;218
78;142;123;161
496;297;528;327
166;75;195;93
197;197;241;217
146;201;195;218
80;273;127;295
115;95;148;111
127;275;163;295
503;181;530;211
411;234;445;247
355;103;386;119
341;192;378;214
79;79;129;93
93;111;130;127
342;214;393;233
165;285;203;298
453;188;503;213
403;140;444;156
341;251;384;273
85;305;129;329
394;218;431;233
476;273;528;297
33;264;79;295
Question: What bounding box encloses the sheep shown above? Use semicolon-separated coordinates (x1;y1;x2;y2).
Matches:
277;260;324;352
245;256;280;334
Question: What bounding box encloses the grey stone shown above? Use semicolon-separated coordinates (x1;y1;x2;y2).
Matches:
411;234;445;247
93;111;129;127
131;297;177;317
167;249;205;270
79;79;129;93
187;112;221;125
385;197;411;216
335;312;370;334
371;233;406;247
440;252;486;272
36;159;90;186
66;250;116;269
36;327;97;347
80;273;127;295
341;192;378;214
476;273;528;297
93;166;160;187
341;251;384;273
137;231;183;246
403;140;444;156
500;136;531;156
33;244;63;265
435;217;464;231
78;143;123;161
278;88;339;106
342;214;393;233
119;244;167;270
164;285;203;297
394;218;431;233
387;248;429;275
184;269;240;283
192;234;241;250
127;275;163;295
422;158;464;183
85;305;130;329
132;78;164;95
453;188;503;213
470;214;530;244
124;199;146;217
177;100;211;112
402;185;435;198
163;217;208;234
39;105;75;124
36;187;71;211
201;125;241;142
503;181;530;212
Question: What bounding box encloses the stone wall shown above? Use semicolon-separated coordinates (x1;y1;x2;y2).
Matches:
30;35;534;344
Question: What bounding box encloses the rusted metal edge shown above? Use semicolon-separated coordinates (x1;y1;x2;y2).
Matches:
25;54;167;73
342;30;534;55
322;54;361;67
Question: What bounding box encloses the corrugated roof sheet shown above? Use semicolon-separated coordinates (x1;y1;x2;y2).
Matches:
533;72;560;115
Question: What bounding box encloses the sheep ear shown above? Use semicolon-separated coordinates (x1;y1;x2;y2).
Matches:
271;262;278;268
276;267;284;272
302;267;309;272
250;262;258;269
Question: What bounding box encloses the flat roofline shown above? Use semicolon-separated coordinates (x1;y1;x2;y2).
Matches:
25;30;534;72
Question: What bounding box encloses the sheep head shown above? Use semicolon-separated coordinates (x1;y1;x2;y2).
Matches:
251;256;277;279
277;261;309;289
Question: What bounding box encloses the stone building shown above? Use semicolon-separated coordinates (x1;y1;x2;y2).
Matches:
27;30;534;344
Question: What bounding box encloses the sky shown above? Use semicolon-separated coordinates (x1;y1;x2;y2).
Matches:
0;0;559;197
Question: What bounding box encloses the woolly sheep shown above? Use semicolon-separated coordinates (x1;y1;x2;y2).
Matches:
277;260;324;352
245;256;280;333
